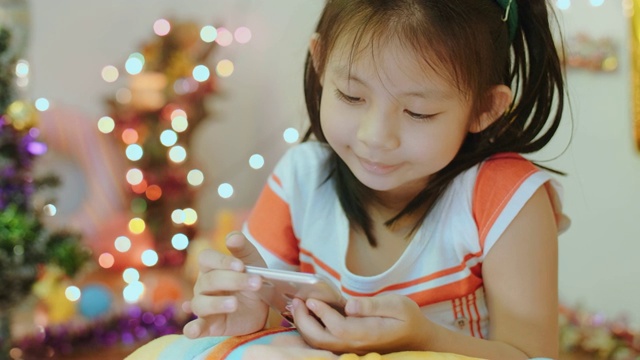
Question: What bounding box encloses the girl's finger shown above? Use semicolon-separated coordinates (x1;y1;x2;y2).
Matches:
189;294;238;317
193;270;262;295
197;248;244;273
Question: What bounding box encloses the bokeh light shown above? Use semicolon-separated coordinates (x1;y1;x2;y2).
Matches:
102;65;119;83
125;52;145;75
34;98;49;111
168;145;187;163
122;128;139;144
234;27;252;44
218;183;234;199
216;60;234;78
126;144;144;161
556;0;570;10
192;65;210;82
123;281;145;303
170;109;187;120
171;209;185;224
129;217;146;234
249;154;264;169
126;168;144;185
171;116;188;132
65;286;81;302
215;27;233;46
141;250;159;267
146;185;162;201
15;59;29;78
131;198;147;214
183;208;198;225
43;204;57;216
201;25;218;43
187;169;204;186
171;233;189;250
283;127;299;143
114;236;132;252
153;19;171;36
123;268;140;284
160;129;178;147
99;253;115;269
131;179;148;194
97;116;115;134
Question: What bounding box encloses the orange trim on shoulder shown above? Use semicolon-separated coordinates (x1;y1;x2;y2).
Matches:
473;153;538;250
271;173;282;188
247;183;300;266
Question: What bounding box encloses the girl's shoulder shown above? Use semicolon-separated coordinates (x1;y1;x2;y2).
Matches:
475;152;540;188
273;141;333;187
277;141;332;172
471;152;569;251
472;152;543;211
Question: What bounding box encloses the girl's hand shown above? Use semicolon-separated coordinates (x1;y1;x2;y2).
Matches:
291;293;430;354
182;232;270;338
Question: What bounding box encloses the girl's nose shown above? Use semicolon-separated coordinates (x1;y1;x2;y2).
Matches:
356;108;400;150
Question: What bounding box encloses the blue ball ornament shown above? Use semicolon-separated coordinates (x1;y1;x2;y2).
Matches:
78;283;113;319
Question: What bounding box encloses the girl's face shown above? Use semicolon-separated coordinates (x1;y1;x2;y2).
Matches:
319;37;475;202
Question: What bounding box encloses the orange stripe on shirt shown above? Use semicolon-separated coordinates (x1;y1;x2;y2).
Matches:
299;248;342;280
470;292;484;339
409;275;484;307
300;248;483;299
473;153;538;250
340;273;483;308
247;181;300;266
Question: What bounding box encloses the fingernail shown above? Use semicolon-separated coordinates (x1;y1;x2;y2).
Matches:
306;299;317;311
291;298;303;309
248;275;261;289
222;298;235;311
184;323;198;338
230;260;243;272
345;299;358;314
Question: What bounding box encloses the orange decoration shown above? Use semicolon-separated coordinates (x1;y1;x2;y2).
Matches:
149;274;184;311
146;185;162;201
121;128;139;144
131;179;148;194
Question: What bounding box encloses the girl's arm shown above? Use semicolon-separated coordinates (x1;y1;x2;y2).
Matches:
421;185;559;359
291;186;559;359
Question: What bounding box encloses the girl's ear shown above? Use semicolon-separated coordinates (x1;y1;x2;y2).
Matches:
469;85;513;133
309;33;322;82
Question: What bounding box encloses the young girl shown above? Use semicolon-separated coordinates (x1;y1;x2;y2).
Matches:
183;0;569;358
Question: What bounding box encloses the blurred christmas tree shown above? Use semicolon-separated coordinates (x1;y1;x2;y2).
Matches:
0;7;90;356
101;20;218;266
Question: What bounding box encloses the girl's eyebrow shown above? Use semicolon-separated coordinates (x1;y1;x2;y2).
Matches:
331;64;367;85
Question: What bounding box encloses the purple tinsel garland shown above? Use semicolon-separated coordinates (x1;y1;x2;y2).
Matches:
12;305;195;358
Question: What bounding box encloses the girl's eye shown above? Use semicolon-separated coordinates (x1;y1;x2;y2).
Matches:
404;109;436;121
334;89;362;104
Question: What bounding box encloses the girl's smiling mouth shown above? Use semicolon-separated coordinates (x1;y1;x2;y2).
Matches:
357;156;400;175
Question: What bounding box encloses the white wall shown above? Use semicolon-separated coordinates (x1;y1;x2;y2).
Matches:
23;0;640;326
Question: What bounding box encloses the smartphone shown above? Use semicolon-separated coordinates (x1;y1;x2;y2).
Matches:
245;266;346;323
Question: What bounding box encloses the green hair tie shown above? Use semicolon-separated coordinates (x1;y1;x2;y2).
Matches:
495;0;518;41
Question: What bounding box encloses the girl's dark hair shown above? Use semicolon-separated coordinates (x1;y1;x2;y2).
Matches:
302;0;565;246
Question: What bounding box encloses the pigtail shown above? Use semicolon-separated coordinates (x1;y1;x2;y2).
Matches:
487;0;565;155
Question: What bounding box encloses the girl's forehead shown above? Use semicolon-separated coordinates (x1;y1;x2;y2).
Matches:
327;35;454;90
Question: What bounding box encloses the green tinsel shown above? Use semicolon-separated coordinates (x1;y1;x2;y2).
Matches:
0;24;89;311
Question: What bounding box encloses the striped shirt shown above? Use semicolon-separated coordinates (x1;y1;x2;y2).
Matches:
243;141;568;338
